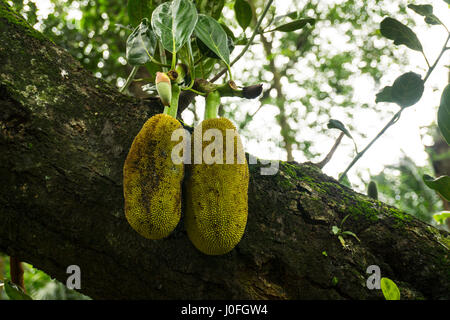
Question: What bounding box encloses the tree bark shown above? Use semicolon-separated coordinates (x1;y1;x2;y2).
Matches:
0;1;449;300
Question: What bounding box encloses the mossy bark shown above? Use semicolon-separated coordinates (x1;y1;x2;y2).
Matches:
0;1;449;299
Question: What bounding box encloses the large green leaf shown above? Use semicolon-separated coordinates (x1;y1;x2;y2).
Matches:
380;277;400;300
270;18;316;32
198;35;234;60
127;0;152;26
380;17;423;52
423;174;450;201
194;14;230;66
234;0;252;30
126;18;157;65
152;0;198;53
438;84;450;145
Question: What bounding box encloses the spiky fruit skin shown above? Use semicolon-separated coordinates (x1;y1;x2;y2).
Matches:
185;118;249;255
123;114;184;239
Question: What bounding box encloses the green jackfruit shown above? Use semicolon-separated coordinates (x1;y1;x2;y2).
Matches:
185;118;249;255
123;114;184;239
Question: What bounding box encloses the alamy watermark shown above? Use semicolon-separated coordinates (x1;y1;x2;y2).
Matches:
170;123;280;175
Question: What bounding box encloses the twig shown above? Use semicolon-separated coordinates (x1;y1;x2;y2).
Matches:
316;132;345;169
339;109;403;182
209;0;274;83
119;66;138;93
338;31;450;182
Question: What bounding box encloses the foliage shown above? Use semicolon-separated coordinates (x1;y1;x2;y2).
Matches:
370;155;444;224
0;254;90;300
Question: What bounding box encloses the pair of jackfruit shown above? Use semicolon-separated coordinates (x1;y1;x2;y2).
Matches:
123;114;249;255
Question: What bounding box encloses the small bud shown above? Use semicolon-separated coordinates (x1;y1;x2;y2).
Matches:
167;70;178;82
155;72;172;106
175;64;188;84
242;84;263;99
367;181;378;200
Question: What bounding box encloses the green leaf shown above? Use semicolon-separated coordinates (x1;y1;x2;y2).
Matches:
327;119;353;139
127;0;152;27
341;231;361;242
152;0;198;54
234;0;252;30
332;277;339;286
380;17;423;51
322;251;328;257
338;235;346;248
380;277;401;300
194;14;230;66
198;35;234;60
331;225;340;235
126;18;157;65
339;173;351;188
391;72;424;108
438;84;450;145
4;280;32;300
220;22;236;40
270;18;316;32
433;211;450;224
407;4;441;25
375;86;395;103
423;174;450;201
424;15;441;25
407;4;433;16
195;0;224;20
327;119;358;152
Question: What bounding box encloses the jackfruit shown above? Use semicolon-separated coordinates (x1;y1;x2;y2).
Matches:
123;113;184;239
185;118;249;255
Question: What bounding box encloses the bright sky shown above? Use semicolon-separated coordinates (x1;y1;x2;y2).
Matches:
29;0;450;191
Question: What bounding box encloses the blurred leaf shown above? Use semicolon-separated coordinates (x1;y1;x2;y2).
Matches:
380;277;400;300
338;235;346;247
195;14;230;66
327;119;353;139
127;0;152;27
152;0;198;53
391;72;424;108
407;4;433;16
270;18;315;32
4;280;32;300
332;226;340;235
407;4;441;25
375;86;395;103
220;22;236;40
195;0;224;20
332;277;339;286
380;17;423;51
339;173;351;188
327;119;358;152
438;84;450;145
433;211;450;224
423;174;450;201
341;231;361;242
126;18;157;65
234;0;252;30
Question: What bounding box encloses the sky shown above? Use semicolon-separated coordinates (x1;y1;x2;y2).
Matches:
28;0;450;191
